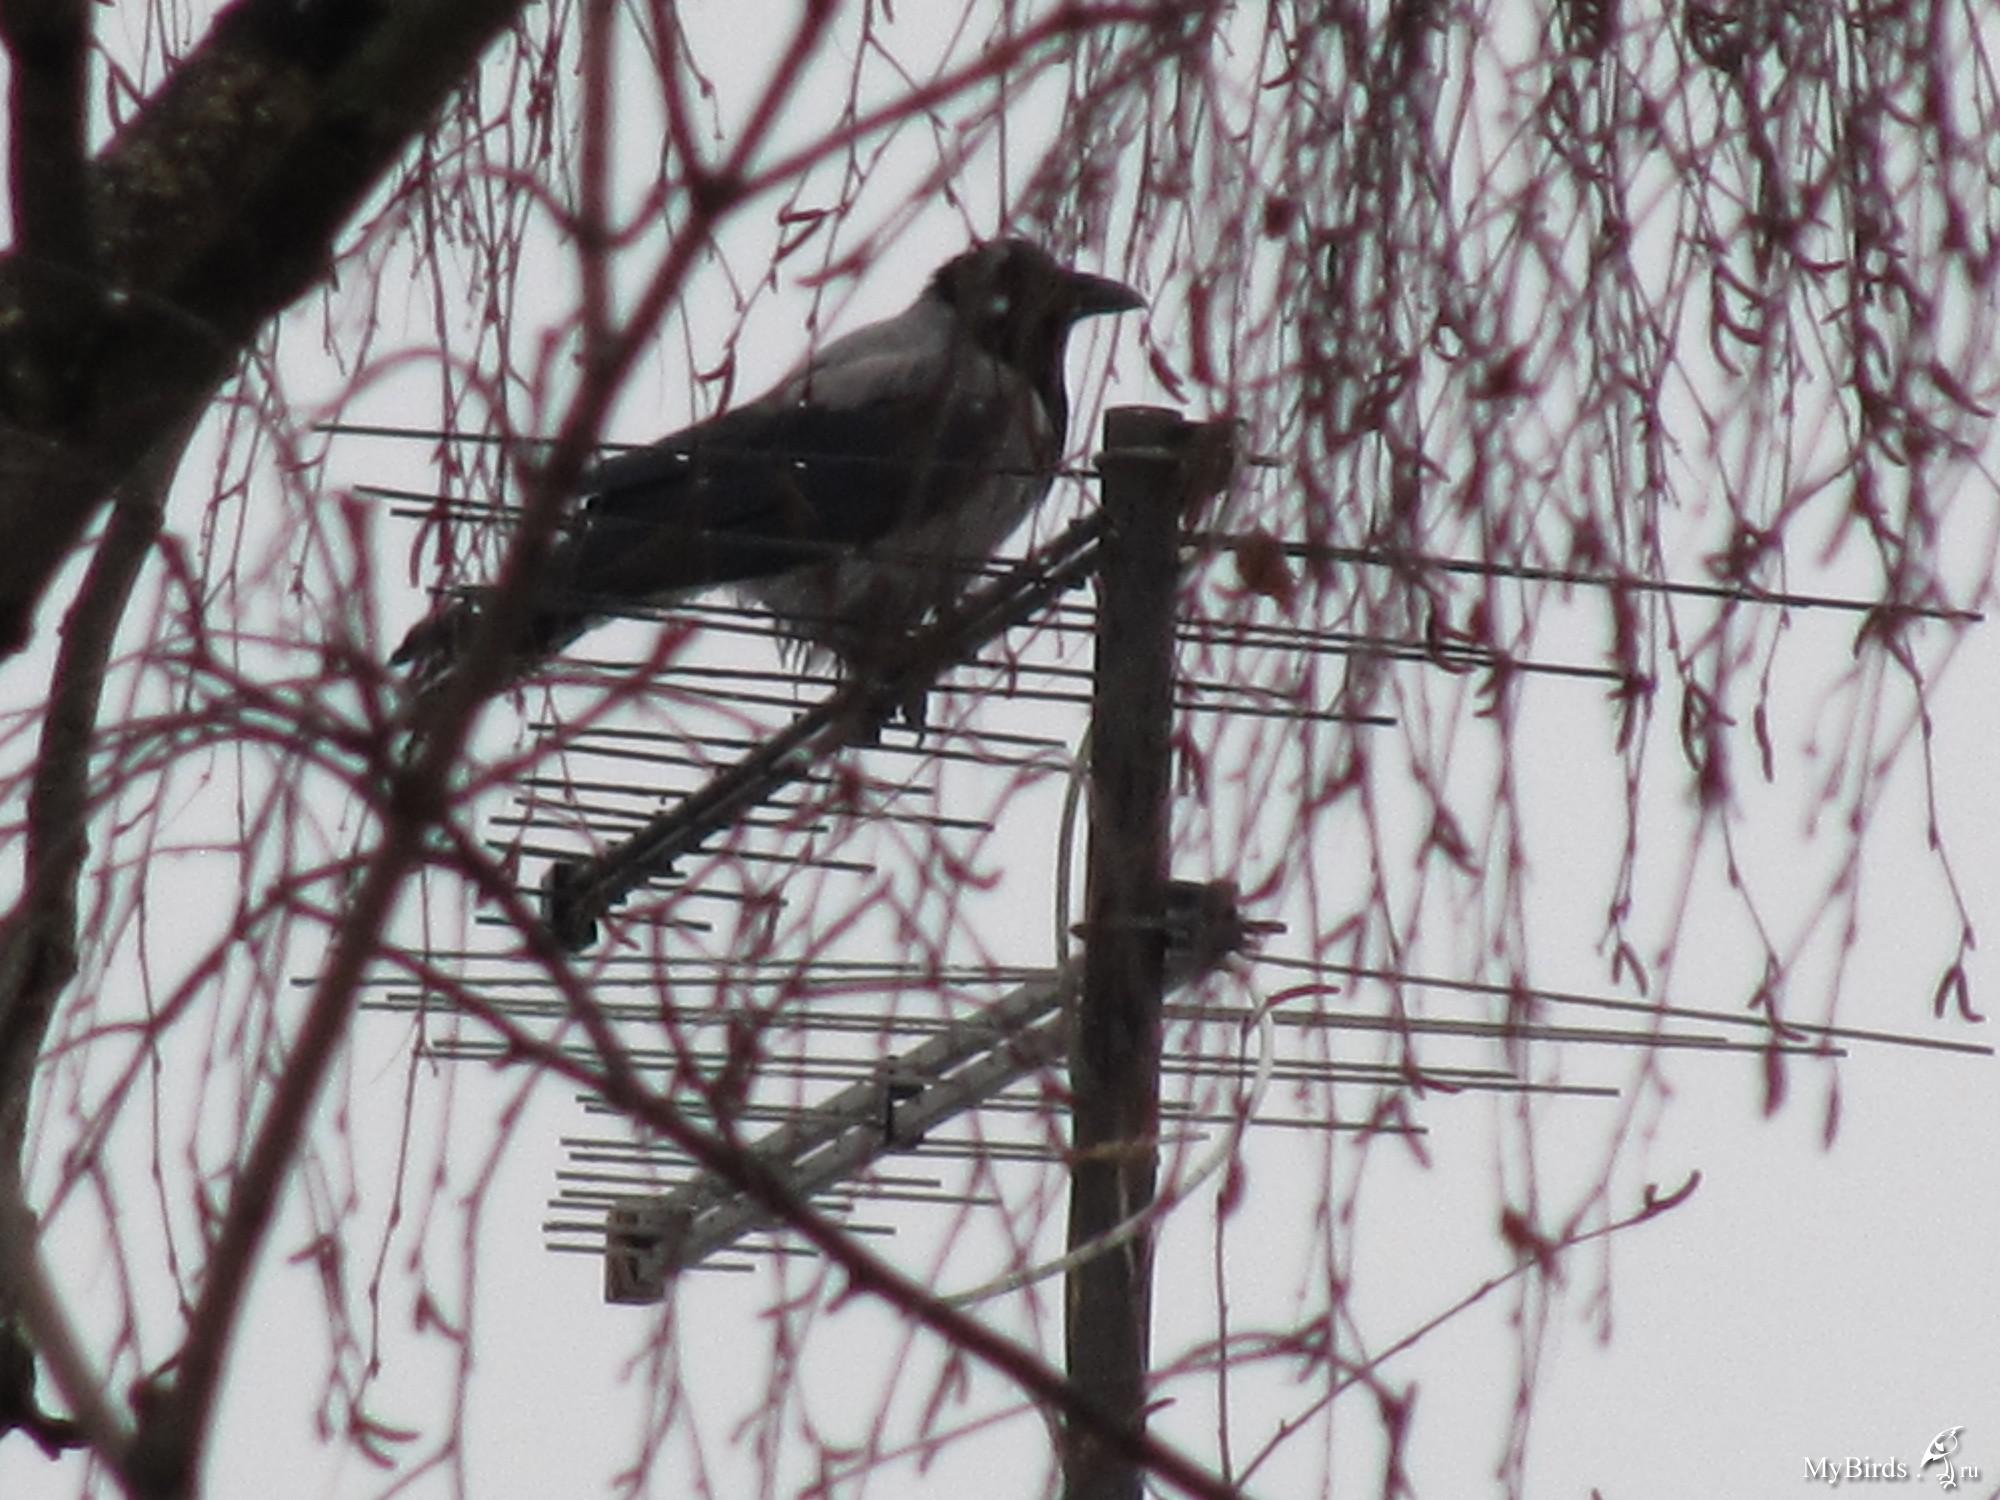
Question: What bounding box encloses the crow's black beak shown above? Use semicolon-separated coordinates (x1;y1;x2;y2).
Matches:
1065;268;1145;318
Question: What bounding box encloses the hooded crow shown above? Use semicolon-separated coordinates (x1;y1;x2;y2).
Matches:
392;239;1143;695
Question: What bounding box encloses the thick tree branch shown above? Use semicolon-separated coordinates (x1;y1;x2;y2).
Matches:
0;0;529;656
0;0;93;424
0;0;88;252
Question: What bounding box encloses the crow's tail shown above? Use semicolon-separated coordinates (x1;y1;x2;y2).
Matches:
390;592;595;701
390;594;485;695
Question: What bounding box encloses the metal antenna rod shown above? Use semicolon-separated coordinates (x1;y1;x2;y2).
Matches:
540;507;1109;950
600;879;1256;1301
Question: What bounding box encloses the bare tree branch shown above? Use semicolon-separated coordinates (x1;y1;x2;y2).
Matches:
0;421;181;1469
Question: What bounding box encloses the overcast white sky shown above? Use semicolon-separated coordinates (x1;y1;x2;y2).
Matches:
2;6;1997;1498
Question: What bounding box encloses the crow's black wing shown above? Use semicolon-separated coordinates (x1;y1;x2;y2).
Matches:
549;349;1044;612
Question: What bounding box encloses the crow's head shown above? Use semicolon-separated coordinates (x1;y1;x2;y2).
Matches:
928;240;1143;430
931;239;1144;349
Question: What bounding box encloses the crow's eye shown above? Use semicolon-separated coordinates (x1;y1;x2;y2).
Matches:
985;291;1012;319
